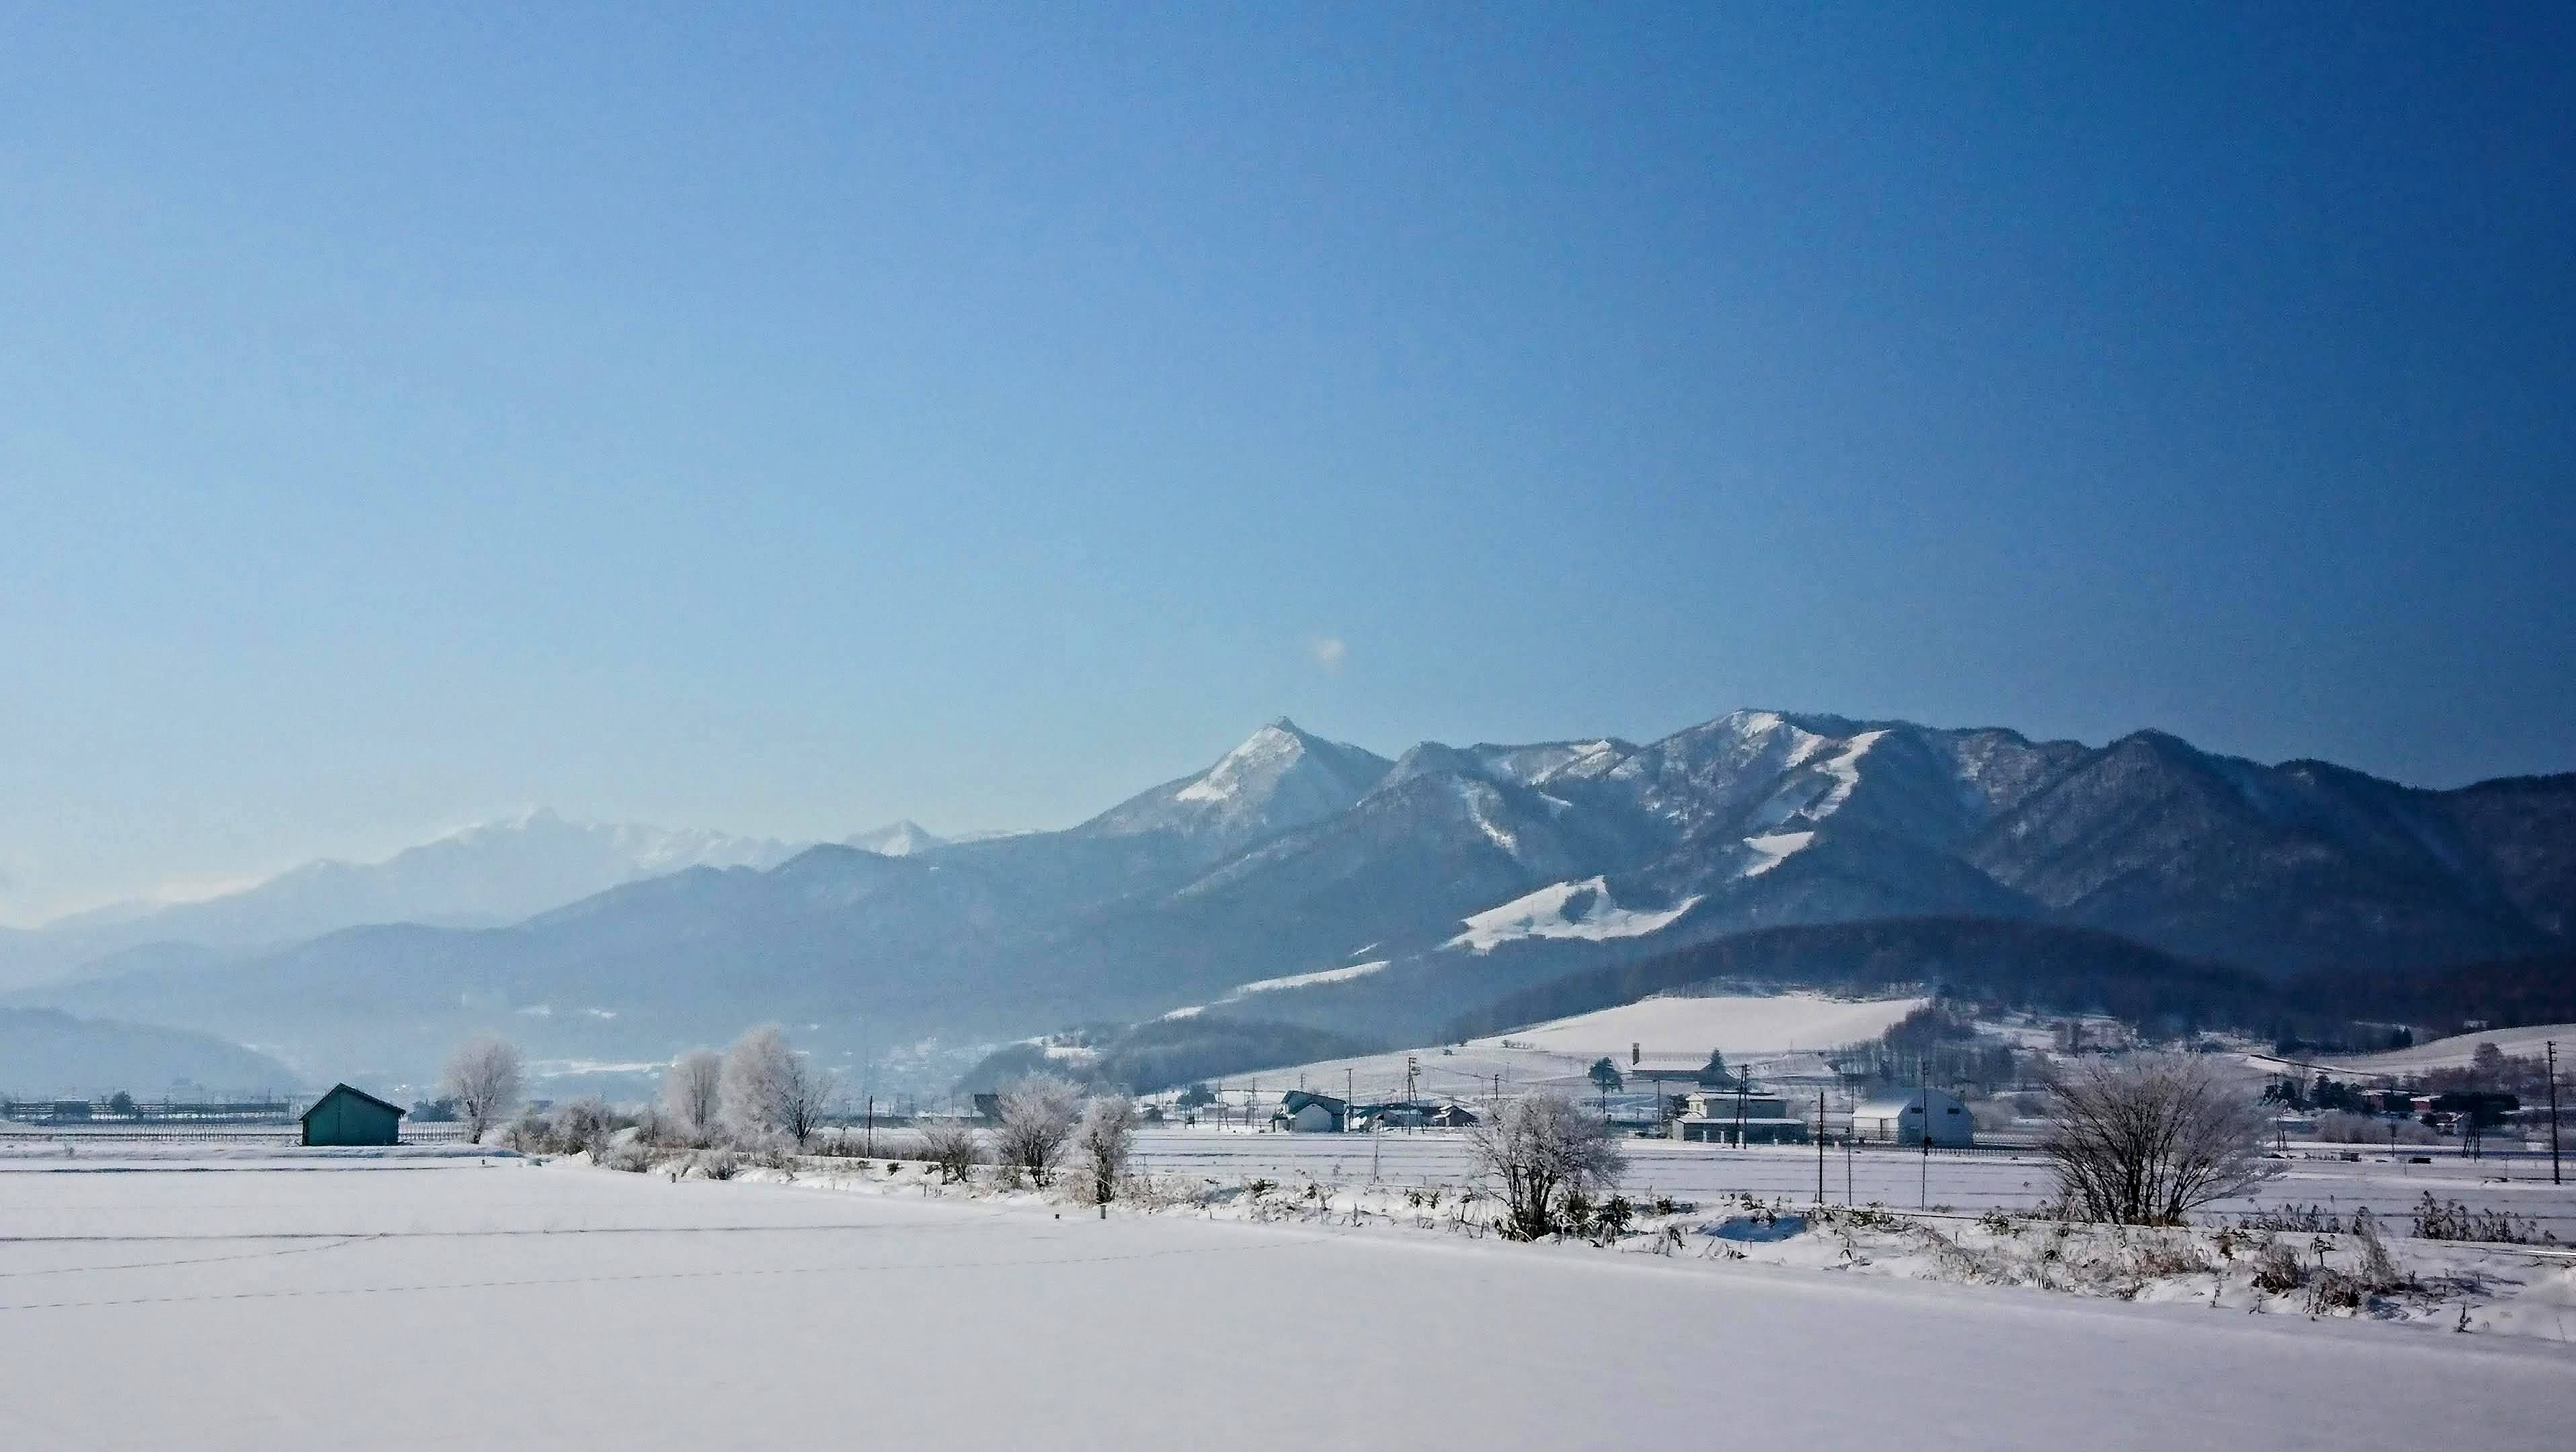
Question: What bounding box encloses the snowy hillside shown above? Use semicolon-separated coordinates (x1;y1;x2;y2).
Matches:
1162;993;1929;1106
1476;991;1930;1057
2333;1022;2576;1074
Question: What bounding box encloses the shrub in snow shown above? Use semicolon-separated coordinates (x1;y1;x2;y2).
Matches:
552;1097;617;1160
720;1024;838;1148
2251;1238;2305;1293
499;1106;557;1154
1466;1091;1628;1241
1075;1095;1136;1207
994;1074;1082;1187
2303;1266;2364;1315
604;1139;654;1173
918;1119;985;1184
2046;1054;2273;1225
440;1034;526;1145
2351;1209;2412;1291
2411;1192;2552;1245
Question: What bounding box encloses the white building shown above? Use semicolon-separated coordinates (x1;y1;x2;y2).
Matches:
1849;1088;1973;1147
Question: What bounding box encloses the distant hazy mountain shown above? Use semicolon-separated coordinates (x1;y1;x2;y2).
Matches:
17;711;2569;1086
1;809;807;989
847;821;947;856
0;1007;303;1098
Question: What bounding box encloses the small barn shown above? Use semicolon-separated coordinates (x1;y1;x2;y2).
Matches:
1849;1088;1973;1147
300;1084;405;1147
1426;1103;1480;1128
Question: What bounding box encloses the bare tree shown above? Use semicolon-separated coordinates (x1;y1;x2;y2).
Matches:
918;1118;985;1183
1076;1094;1137;1205
661;1048;724;1143
441;1034;526;1144
2046;1053;2276;1225
1468;1091;1629;1240
994;1074;1082;1186
720;1024;839;1148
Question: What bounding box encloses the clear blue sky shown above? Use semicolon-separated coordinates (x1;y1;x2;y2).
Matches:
3;4;2570;923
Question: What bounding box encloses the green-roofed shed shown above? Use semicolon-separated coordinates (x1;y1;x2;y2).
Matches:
300;1083;406;1147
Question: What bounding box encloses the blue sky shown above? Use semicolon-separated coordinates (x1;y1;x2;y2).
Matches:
3;4;2570;922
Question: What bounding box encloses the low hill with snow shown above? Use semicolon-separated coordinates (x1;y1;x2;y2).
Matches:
2332;1022;2576;1074
1474;992;1929;1059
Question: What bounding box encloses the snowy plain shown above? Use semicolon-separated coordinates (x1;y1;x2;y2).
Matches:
4;1150;2572;1451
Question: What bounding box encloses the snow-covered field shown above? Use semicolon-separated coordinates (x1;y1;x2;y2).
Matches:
4;1149;2571;1450
1126;1128;2576;1232
2335;1022;2576;1074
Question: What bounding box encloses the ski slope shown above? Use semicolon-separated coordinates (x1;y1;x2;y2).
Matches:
1;1152;2567;1450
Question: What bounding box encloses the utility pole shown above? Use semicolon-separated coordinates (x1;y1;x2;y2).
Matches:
2548;1041;2562;1186
1919;1082;1930;1210
865;1094;875;1157
1816;1092;1826;1205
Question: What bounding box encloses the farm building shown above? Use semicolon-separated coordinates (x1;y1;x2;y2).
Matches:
1271;1090;1348;1133
1672;1091;1810;1145
1351;1102;1430;1130
1849;1088;1973;1147
299;1084;405;1147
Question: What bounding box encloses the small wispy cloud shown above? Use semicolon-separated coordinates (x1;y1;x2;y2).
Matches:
1307;635;1349;674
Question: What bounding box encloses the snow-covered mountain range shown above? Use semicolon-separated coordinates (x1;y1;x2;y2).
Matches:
11;711;2570;1084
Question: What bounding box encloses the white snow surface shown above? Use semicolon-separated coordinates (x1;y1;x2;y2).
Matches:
1229;960;1392;996
1739;829;1816;877
1447;877;1700;953
1482;991;1931;1057
2;1150;2566;1450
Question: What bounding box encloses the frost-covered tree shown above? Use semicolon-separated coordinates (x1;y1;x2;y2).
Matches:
1587;1057;1622;1114
994;1074;1083;1186
1468;1091;1628;1240
661;1048;724;1142
719;1024;838;1148
918;1118;985;1183
551;1096;616;1159
1076;1094;1137;1205
441;1034;526;1144
2046;1053;2276;1225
